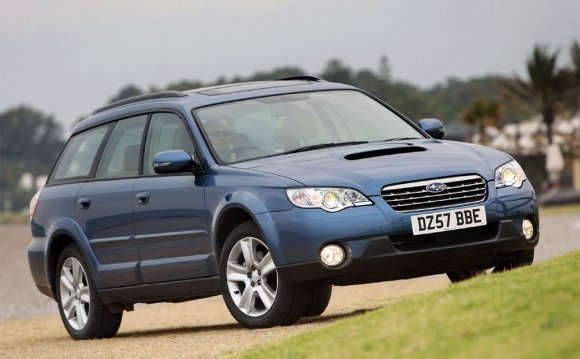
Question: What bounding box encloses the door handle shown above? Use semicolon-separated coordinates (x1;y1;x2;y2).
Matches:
136;192;150;205
78;197;91;210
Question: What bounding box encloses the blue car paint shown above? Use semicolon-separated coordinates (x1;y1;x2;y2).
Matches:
234;140;512;191
259;180;536;267
29;80;538;307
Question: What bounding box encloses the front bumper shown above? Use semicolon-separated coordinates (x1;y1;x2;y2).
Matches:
276;219;538;285
260;180;538;285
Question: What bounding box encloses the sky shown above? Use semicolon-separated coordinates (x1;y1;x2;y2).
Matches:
1;0;579;130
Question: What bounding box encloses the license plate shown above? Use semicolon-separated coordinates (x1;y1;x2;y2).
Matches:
411;206;487;235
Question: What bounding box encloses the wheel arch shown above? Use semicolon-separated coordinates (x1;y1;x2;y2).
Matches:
211;191;281;266
46;218;101;297
213;205;255;264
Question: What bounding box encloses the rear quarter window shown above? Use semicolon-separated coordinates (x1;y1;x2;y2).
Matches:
51;126;109;181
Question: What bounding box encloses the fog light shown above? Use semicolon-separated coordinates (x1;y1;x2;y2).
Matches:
522;219;534;240
320;244;345;267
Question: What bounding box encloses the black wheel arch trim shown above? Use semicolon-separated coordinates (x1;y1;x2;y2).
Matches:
45;218;103;296
210;198;279;269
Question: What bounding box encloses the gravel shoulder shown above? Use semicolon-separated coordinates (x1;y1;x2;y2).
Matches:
0;212;578;358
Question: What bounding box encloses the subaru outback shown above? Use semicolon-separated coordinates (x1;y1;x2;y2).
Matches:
28;76;538;339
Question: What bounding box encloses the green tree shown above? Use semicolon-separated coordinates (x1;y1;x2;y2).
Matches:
108;84;144;103
564;40;580;115
241;66;306;81
378;55;392;83
354;68;386;96
321;59;353;84
165;80;204;91
0;105;64;211
501;45;573;144
460;99;501;146
103;57;533;127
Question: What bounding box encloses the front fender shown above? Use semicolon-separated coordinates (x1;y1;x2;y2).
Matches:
210;191;273;245
210;190;293;265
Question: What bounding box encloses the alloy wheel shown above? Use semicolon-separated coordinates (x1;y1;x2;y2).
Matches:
226;236;278;317
59;257;90;330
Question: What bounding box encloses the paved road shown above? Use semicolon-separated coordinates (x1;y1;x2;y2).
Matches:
534;213;580;262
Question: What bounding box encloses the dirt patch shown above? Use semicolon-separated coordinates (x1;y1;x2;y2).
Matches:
0;275;449;358
1;212;578;358
0;224;450;358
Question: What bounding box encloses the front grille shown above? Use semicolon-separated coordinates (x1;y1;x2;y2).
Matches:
381;175;487;212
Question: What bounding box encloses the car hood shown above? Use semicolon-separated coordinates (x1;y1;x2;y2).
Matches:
232;140;512;196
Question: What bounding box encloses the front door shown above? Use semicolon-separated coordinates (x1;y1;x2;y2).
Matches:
132;112;212;284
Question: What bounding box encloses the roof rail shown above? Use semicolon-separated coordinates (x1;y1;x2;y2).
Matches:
276;75;324;82
92;91;188;115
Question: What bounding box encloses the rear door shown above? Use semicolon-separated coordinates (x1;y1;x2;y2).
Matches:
132;112;212;284
75;115;147;288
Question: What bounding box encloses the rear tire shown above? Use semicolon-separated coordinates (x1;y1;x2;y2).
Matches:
219;221;310;328
303;284;332;317
55;245;122;340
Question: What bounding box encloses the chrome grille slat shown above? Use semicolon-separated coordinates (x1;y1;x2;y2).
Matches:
390;194;486;208
440;182;485;190
386;187;486;203
390;198;486;211
381;189;429;197
382;181;485;197
381;175;487;212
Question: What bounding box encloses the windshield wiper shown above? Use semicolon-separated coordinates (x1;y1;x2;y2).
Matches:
380;137;421;142
283;141;368;154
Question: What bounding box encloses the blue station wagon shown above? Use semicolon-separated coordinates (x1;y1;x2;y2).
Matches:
28;76;538;339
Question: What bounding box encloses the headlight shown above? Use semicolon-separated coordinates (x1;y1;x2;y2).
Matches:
495;160;526;188
286;188;372;212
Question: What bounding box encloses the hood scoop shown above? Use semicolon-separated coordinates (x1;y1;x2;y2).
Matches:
345;146;426;160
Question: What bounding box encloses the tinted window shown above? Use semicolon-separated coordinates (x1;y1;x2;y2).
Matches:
195;90;423;163
143;113;195;175
327;92;417;139
52;126;109;180
96;115;147;179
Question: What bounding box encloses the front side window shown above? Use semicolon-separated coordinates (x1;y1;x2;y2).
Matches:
142;113;195;175
95;115;147;179
52;126;109;181
194;90;424;164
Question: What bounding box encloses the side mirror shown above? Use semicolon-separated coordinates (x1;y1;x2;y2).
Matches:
152;150;195;174
419;118;445;140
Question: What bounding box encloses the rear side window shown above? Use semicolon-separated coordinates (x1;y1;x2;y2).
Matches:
96;115;147;179
143;113;195;175
52;126;109;181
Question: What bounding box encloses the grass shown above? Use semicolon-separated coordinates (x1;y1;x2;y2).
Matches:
237;250;580;359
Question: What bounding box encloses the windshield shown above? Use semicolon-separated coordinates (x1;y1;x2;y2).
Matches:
194;90;424;164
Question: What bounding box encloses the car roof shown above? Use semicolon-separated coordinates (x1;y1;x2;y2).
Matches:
72;77;357;135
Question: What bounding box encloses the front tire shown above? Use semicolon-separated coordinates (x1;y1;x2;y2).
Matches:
55;245;122;340
303;284;332;317
494;249;534;272
447;267;485;283
219;222;309;328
